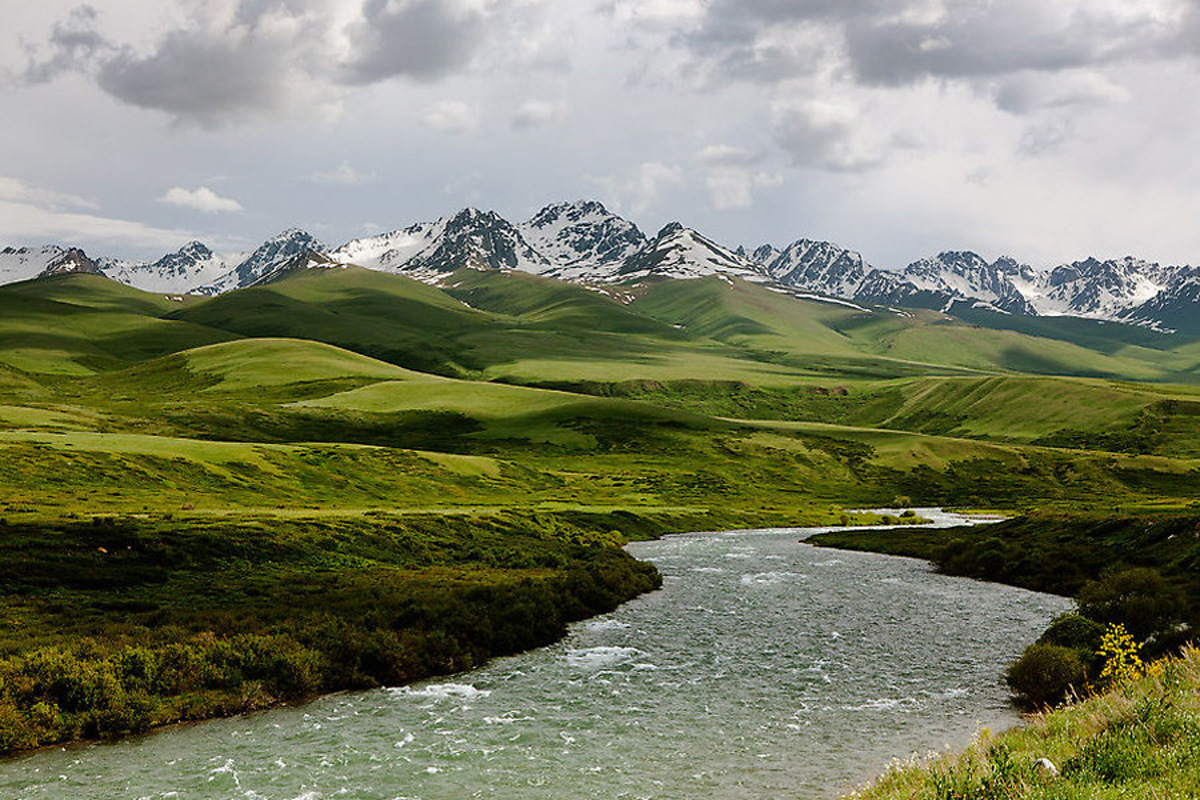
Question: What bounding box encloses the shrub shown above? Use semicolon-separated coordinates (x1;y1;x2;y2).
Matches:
1006;643;1088;707
1077;567;1186;645
1038;614;1105;651
1097;623;1144;686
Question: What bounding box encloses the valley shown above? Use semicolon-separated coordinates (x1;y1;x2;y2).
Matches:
0;250;1197;793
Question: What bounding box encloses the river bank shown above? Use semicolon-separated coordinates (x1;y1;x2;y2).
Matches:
0;518;1068;798
848;645;1200;798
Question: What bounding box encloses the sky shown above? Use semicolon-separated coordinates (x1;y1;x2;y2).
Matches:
3;0;1200;269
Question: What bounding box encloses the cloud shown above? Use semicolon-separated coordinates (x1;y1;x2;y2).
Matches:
0;177;198;251
22;5;112;84
421;100;479;134
993;71;1131;115
341;0;491;85
670;1;1199;98
0;176;98;211
704;168;781;210
511;99;565;129
697;144;758;166
94;4;331;127
694;145;779;209
23;1;506;126
608;0;706;27
771;99;886;172
158;186;243;213
593;161;685;216
308;162;374;186
1017;122;1073;157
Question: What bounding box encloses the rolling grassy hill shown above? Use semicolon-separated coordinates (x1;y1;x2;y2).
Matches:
2;269;1199;508
2;267;1200;754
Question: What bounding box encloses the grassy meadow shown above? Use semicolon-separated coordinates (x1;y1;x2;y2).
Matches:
1;267;1199;758
849;646;1200;799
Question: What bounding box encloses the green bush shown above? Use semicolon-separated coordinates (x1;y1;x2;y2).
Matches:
1078;567;1187;645
1006;643;1088;708
1038;614;1105;651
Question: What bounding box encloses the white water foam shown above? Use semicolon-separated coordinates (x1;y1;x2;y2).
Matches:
388;683;492;702
565;646;644;670
740;571;807;585
581;619;632;632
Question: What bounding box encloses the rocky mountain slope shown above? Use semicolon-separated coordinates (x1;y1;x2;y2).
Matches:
0;245;102;284
4;200;1197;332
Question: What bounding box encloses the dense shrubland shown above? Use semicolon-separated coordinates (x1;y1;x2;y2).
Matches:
0;512;662;754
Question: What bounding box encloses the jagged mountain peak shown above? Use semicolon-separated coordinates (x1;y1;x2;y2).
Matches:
755;238;869;298
335;207;548;276
247;248;346;288
42;247;102;277
617;222;759;281
750;244;781;265
6;199;1198;331
655;221;686;238
0;244;103;285
526;199;612;227
519;201;645;280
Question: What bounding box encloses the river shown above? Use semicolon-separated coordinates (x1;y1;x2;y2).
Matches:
0;510;1070;799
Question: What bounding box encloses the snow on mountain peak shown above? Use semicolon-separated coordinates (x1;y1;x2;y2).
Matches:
5;199;1197;331
0;245;102;284
616;223;761;282
519;201;646;280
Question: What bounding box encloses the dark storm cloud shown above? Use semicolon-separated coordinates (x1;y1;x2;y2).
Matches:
23;5;112;84
340;0;488;85
96;27;301;125
679;0;1199;88
844;12;1118;87
24;1;496;125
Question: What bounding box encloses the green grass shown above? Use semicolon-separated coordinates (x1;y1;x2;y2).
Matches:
847;647;1200;799
2;267;1200;771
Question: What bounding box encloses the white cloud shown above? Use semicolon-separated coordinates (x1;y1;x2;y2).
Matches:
308;161;373;186
593;161;685;216
511;99;566;129
771;98;886;172
697;144;757;165
421;100;480;134
0;176;98;211
609;0;705;26
158;186;243;213
0;175;201;253
0;200;200;252
705;168;781;210
993;71;1132;115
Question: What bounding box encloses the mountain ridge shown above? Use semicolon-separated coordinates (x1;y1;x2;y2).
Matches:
5;200;1197;333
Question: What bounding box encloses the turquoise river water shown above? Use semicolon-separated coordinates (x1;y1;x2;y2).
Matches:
0;510;1070;799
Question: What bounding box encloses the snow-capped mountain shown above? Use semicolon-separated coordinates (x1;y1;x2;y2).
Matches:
4;199;1197;333
192;229;327;295
518;200;646;281
1120;267;1200;334
755;239;870;298
101;241;231;295
898;251;1037;314
616;223;762;282
335;208;548;277
1026;257;1183;319
0;245;102;284
246;249;347;288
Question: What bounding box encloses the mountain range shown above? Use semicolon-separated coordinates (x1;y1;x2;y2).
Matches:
3;200;1197;334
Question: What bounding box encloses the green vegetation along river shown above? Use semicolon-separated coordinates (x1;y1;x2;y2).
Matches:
0;514;1069;799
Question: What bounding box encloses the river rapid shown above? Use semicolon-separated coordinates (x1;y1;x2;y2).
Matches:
1;510;1070;799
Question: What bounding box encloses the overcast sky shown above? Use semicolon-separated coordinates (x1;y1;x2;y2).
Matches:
3;0;1200;269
